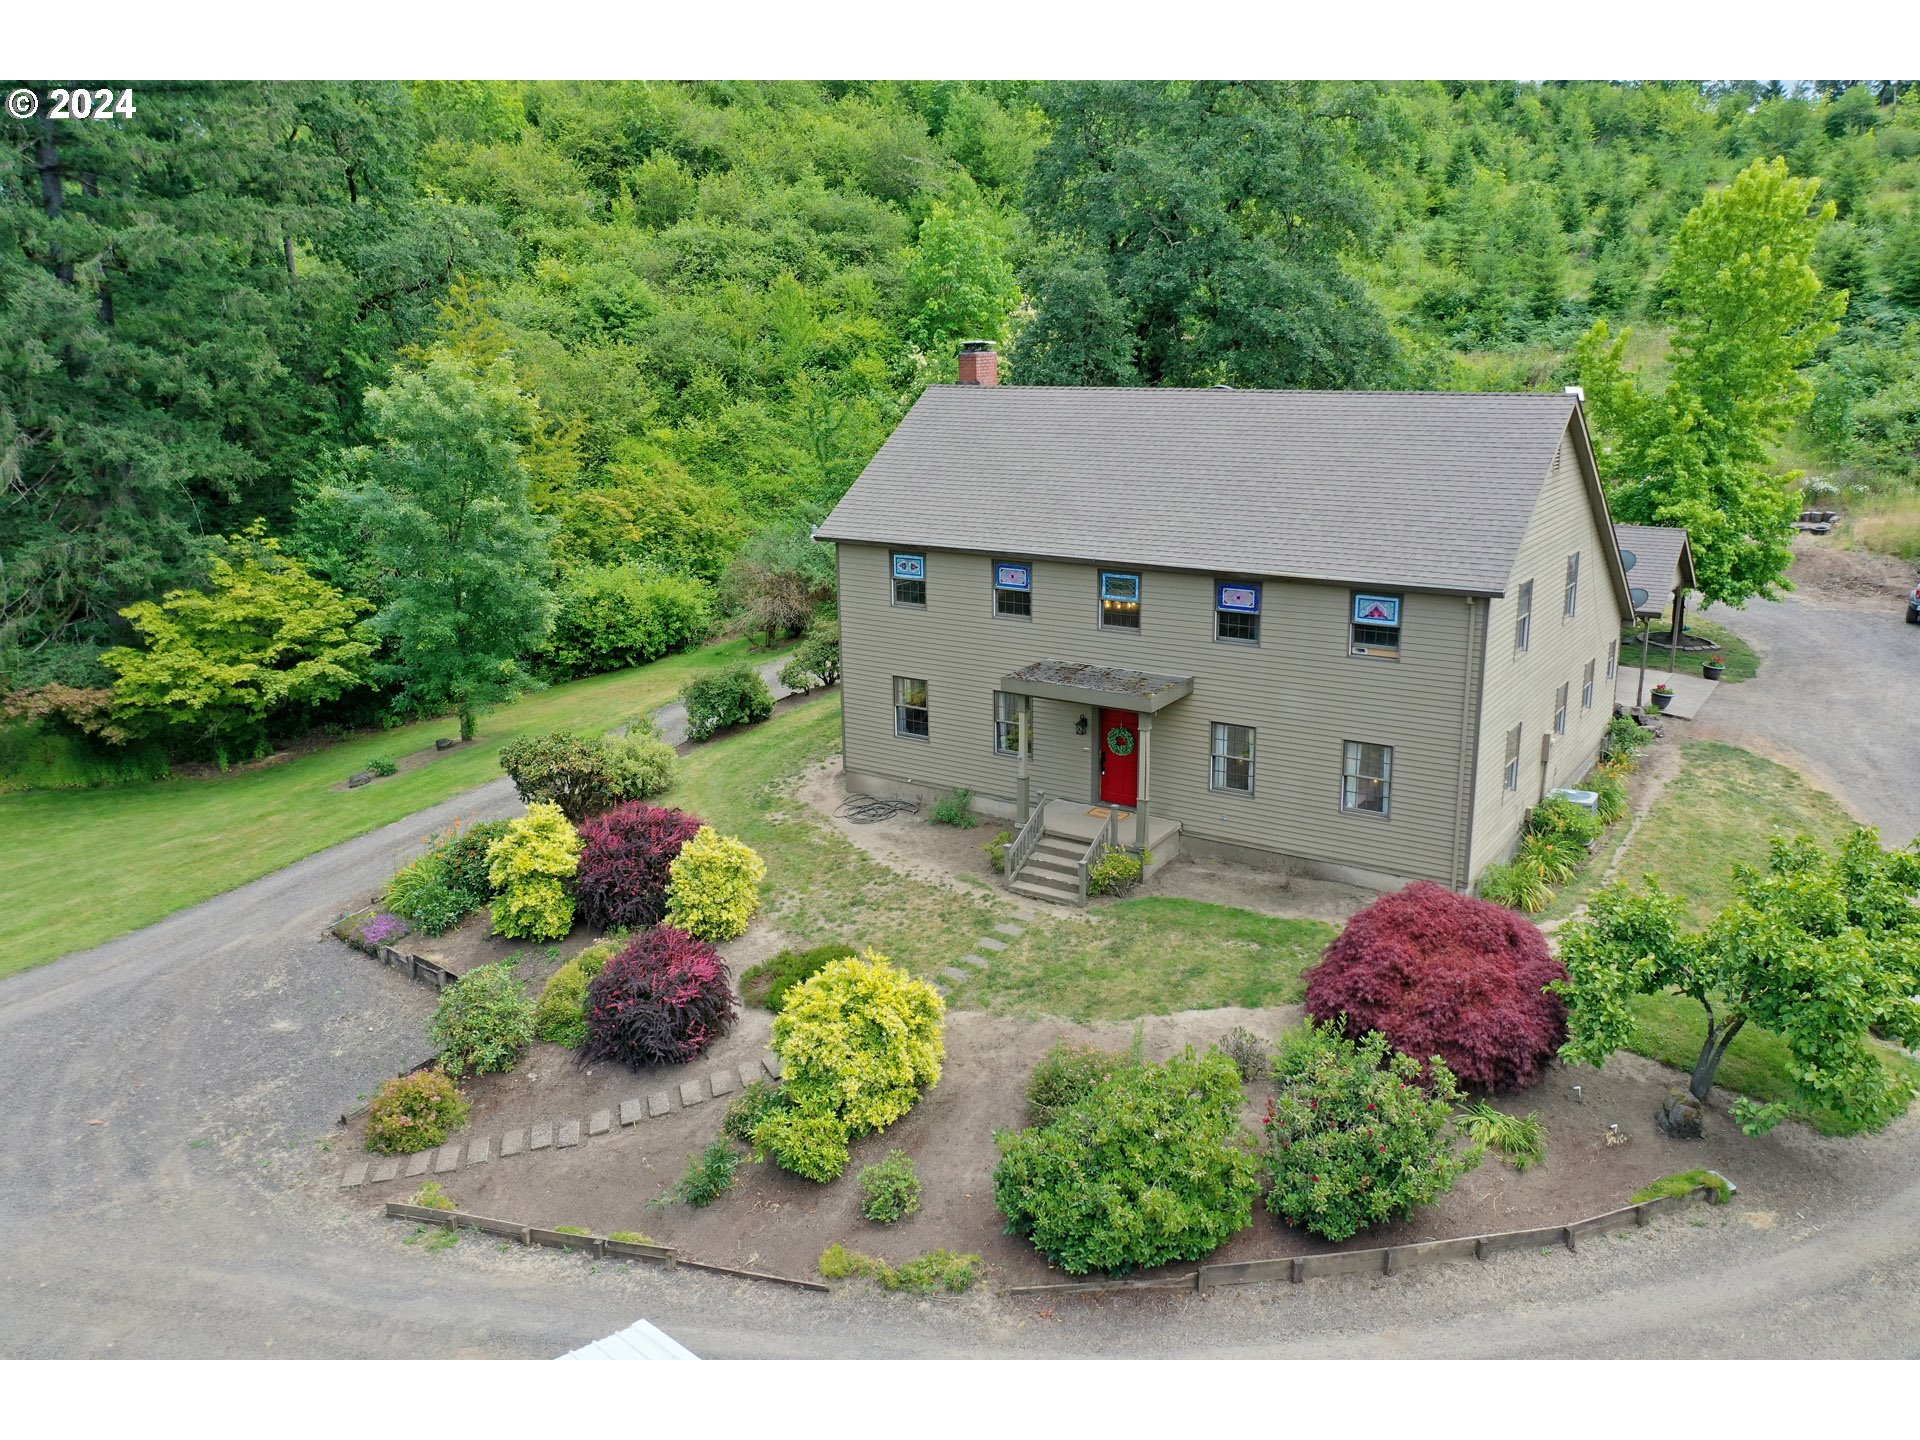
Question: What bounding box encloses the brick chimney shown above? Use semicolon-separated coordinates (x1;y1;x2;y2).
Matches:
956;339;999;386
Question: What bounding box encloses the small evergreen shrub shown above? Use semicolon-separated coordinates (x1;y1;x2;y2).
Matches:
575;802;704;931
1264;1022;1482;1243
384;852;474;937
366;1068;469;1155
437;820;511;900
366;754;398;777
722;1078;790;1145
680;664;774;742
485;801;582;941
429;961;537;1079
603;730;677;801
1528;794;1604;847
1477;859;1553;913
1218;1026;1270;1083
530;940;618;1048
740;942;858;1010
994;1049;1260;1275
651;1140;740;1209
498;732;622;821
581;926;736;1069
1026;1042;1132;1127
752;1103;852;1182
664;826;766;941
1303;880;1567;1092
930;787;977;828
1087;847;1149;895
984;830;1014;874
779;654;819;695
858;1150;922;1223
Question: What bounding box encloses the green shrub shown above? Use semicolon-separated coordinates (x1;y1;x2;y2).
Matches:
551;1225;592;1237
1477;859;1553;913
602;730;677;800
930;787;977;828
541;565;711;678
365;1068;469;1155
1602;715;1654;761
722;1078;790;1145
740;942;857;1010
1587;768;1629;826
1528;794;1603;847
1087;847;1149;896
607;1230;658;1245
530;942;616;1048
985;830;1014;874
816;1244;982;1294
383;852;474;937
366;753;398;778
1217;1026;1270;1083
817;1242;880;1281
664;825;766;941
1631;1169;1731;1205
1457;1100;1548;1171
1264;1021;1482;1243
859;1150;923;1223
437;820;511;900
1514;830;1582;885
486;801;582;941
752;1103;852;1182
680;663;775;742
790;618;841;689
411;1180;457;1210
994;1049;1260;1275
1026;1042;1133;1127
651;1139;741;1209
429;961;536;1079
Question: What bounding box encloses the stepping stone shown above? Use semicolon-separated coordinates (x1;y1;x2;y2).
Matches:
619;1099;644;1127
436;1144;463;1173
371;1158;399;1184
992;922;1026;937
340;1162;369;1189
589;1109;611;1135
405;1151;433;1178
955;953;988;969
739;1064;762;1092
679;1079;706;1107
501;1129;525;1157
530;1123;553;1151
710;1069;736;1098
943;966;972;983
557;1121;581;1149
466;1137;491;1165
976;935;1009;952
761;1052;784;1080
648;1092;672;1118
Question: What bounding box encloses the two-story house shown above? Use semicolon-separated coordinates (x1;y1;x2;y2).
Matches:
815;344;1634;902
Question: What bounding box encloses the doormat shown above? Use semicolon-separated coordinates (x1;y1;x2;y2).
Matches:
1085;807;1112;818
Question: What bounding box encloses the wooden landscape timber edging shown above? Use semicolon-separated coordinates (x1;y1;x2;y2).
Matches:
1005;1179;1731;1298
376;944;457;991
380;1203;825;1292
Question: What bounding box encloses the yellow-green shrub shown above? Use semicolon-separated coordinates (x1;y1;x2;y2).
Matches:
531;939;618;1047
486;801;583;941
664;826;766;941
365;1068;469;1155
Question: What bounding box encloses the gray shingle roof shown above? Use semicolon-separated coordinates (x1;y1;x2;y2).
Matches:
1614;523;1696;615
817;386;1585;596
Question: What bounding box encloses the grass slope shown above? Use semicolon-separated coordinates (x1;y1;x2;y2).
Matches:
0;638;780;978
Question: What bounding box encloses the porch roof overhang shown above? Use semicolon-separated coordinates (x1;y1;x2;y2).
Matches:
999;659;1194;714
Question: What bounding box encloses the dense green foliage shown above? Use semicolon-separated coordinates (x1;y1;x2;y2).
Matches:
993;1047;1261;1275
484;801;582;940
1555;830;1920;1132
499;729;673;820
740;941;858;1010
679;664;775;742
530;938;616;1048
652;1140;741;1210
663;825;766;940
365;1068;470;1155
858;1150;923;1223
428;961;537;1079
817;1243;984;1293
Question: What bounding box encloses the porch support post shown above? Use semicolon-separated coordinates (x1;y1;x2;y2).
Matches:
1635;616;1651;708
1016;694;1032;824
1668;588;1685;681
1134;714;1152;851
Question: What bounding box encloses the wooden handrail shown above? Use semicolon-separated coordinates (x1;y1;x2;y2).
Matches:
1005;792;1049;889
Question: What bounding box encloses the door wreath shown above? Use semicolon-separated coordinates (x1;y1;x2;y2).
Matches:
1105;725;1135;757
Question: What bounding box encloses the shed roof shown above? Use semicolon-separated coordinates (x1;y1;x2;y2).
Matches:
817;386;1595;597
1614;523;1697;616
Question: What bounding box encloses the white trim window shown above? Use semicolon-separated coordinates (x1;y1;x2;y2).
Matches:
993;559;1032;619
1582;658;1597;710
993;691;1027;756
891;551;926;607
1341;741;1392;816
1564;551;1580;617
1215;580;1261;643
894;676;929;739
1554;682;1570;736
1210;723;1255;794
1515;580;1534;651
1504;723;1523;791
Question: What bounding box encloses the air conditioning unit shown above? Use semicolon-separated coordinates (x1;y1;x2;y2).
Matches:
1350;645;1371;657
1549;786;1600;814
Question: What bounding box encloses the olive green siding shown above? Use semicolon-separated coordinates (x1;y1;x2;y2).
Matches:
1465;425;1628;879
837;542;1487;889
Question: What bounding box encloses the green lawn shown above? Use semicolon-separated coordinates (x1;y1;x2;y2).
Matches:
0;637;783;978
957;897;1338;1022
1617;616;1761;683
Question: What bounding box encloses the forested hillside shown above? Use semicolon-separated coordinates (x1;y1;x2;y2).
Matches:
5;80;1918;772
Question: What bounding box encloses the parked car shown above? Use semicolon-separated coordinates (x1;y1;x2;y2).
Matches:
1909;579;1920;624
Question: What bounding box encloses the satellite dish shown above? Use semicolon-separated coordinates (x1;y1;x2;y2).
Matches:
1629;586;1650;609
1619;547;1638;571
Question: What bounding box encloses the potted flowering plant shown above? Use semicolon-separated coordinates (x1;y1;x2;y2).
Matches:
1650;682;1675;712
1702;654;1726;681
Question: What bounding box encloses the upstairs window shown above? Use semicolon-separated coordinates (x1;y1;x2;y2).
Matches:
1100;570;1142;630
1210;723;1255;793
1564;551;1581;618
1515;580;1534;652
894;676;929;739
1582;658;1597;710
891;551;926;607
1504;723;1523;791
1554;682;1570;736
993;691;1027;756
1341;741;1393;816
1350;592;1402;659
993;559;1032;619
1215;580;1261;643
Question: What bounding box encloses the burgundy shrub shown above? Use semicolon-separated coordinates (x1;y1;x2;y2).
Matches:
574;803;704;931
582;926;737;1069
1303;880;1567;1092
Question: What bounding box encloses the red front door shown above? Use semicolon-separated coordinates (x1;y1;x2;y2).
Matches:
1098;708;1140;808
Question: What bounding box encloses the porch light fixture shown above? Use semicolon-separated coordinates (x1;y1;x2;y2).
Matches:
1075;715;1089;736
